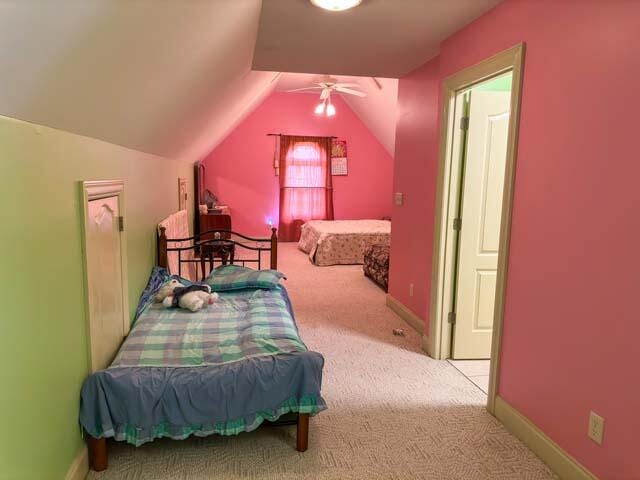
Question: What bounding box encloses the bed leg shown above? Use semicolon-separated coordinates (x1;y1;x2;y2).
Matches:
87;434;108;471
296;413;309;452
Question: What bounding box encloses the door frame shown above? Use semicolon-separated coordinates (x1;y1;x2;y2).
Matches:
428;44;525;414
80;179;130;372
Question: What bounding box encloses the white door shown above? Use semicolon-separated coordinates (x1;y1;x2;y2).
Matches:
452;91;511;359
86;195;126;371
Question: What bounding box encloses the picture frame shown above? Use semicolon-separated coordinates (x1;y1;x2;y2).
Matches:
331;139;348;176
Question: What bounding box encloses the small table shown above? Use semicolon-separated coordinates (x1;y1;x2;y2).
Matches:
206;205;231;215
199;237;235;280
198;209;235;279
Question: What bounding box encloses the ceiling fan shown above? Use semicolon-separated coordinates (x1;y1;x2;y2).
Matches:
287;76;366;116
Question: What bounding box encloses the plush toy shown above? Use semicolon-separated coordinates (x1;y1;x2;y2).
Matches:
154;279;219;312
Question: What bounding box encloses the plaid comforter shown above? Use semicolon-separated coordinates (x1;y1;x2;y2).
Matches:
112;287;307;368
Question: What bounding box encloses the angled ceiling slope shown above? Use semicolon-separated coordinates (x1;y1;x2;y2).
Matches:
0;0;503;162
0;0;276;162
254;0;502;77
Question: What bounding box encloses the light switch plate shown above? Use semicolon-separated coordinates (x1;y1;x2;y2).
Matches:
394;192;404;206
588;411;604;445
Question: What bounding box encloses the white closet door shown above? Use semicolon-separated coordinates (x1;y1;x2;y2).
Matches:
86;196;125;371
452;91;510;359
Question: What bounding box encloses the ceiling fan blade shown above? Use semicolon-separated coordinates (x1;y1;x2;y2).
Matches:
335;87;367;97
287;86;323;92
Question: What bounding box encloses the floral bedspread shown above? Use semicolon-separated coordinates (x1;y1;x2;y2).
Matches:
363;244;390;291
297;220;391;266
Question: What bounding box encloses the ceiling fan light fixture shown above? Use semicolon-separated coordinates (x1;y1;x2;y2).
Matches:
309;0;363;12
315;102;327;115
326;103;336;117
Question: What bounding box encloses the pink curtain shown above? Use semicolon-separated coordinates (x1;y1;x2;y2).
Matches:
279;136;333;242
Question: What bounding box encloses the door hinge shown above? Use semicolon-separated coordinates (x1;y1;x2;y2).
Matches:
118;216;124;232
460;116;469;131
453;218;462;231
448;312;457;324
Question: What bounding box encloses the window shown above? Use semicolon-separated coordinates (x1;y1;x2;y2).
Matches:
278;136;333;241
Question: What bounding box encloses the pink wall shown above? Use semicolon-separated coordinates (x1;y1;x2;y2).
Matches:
388;58;440;324
389;1;640;478
201;92;393;237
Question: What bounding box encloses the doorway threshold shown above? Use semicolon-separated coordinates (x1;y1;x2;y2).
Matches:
448;359;490;394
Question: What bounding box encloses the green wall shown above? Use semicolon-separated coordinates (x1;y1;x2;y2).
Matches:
475;72;513;91
0;116;193;479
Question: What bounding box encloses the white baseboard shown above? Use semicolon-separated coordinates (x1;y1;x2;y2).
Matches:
386;294;424;334
494;396;598;480
420;335;432;357
385;294;430;356
65;446;88;480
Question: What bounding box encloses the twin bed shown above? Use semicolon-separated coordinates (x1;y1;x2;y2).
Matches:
298;219;391;266
80;225;326;471
81;217;389;470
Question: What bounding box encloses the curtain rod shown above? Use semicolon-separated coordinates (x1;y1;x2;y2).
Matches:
267;133;338;139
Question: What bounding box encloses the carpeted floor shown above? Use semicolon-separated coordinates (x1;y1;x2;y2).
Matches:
89;243;555;480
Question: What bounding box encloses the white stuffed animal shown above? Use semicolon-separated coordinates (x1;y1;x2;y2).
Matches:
154;279;218;312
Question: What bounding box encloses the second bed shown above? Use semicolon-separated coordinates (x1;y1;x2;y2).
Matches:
298;219;391;266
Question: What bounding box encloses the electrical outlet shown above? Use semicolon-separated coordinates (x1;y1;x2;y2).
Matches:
394;192;404;206
588;411;604;445
409;283;414;297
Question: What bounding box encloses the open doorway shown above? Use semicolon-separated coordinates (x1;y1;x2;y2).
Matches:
451;72;513;360
447;73;512;394
428;44;525;413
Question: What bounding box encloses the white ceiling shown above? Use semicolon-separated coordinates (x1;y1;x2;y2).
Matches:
0;0;502;161
0;0;276;161
254;0;502;77
275;73;398;155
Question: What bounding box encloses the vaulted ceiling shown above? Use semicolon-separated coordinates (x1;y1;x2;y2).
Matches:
275;73;398;155
0;0;501;162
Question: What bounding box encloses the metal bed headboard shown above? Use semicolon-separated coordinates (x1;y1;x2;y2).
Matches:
158;227;278;281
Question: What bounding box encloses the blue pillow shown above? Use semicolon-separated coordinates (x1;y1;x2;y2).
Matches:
205;265;286;292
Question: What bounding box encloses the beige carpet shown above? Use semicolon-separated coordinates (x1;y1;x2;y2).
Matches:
89;243;555;480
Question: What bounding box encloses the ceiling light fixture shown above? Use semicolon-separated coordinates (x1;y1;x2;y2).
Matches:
314;98;336;117
309;0;363;12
